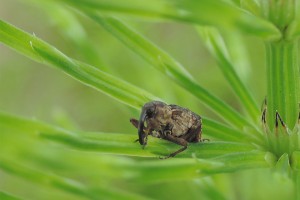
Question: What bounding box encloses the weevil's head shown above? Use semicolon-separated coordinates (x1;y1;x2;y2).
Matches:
138;101;166;145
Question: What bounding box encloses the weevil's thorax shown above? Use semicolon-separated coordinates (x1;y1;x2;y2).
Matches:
145;104;172;134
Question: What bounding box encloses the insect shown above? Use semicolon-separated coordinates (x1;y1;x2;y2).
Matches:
130;101;204;159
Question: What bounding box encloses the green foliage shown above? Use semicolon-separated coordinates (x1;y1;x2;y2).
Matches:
0;0;299;199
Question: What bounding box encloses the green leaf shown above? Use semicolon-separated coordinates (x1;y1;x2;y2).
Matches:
0;19;158;110
0;158;152;200
53;0;280;40
196;26;260;122
0;111;254;159
203;118;248;142
240;0;261;16
0;158;95;200
207;151;273;173
291;151;300;170
199;182;228;200
0;112;270;184
274;153;291;177
40;131;162;157
0;192;21;200
186;142;255;159
41;129;255;158
125;151;272;179
285;19;300;41
29;0;107;69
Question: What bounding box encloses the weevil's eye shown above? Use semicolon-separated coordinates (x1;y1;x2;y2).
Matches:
146;107;155;118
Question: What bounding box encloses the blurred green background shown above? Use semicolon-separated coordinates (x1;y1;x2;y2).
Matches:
1;0;291;200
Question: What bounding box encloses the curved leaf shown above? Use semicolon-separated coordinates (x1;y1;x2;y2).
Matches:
0;192;21;200
197;26;260;122
0;19;158;110
0;158;152;200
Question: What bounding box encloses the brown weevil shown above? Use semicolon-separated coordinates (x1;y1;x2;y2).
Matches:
130;101;204;159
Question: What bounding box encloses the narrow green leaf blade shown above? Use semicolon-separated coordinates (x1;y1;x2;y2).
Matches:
275;153;291;177
240;0;261;16
129;151;273;181
0;158;151;200
285;2;300;40
0;192;21;200
0;19;158;110
197;26;260;122
207;151;274;173
0;158;98;200
203;118;248;142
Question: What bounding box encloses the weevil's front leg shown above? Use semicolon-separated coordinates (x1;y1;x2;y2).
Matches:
130;118;140;143
160;134;188;159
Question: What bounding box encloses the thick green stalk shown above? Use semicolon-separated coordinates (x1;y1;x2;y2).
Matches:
263;0;299;130
265;40;299;130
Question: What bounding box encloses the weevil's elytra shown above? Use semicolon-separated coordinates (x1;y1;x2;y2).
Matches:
130;101;204;159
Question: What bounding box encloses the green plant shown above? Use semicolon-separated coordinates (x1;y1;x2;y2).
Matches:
0;0;299;199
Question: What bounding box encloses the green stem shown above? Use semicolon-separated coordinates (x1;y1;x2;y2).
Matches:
294;171;300;200
265;40;299;130
298;177;300;200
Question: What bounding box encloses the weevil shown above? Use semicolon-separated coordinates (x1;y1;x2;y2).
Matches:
130;101;204;159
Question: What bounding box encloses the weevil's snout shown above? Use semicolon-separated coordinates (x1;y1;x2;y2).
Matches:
138;104;156;146
139;132;147;146
138;101;166;146
138;111;150;146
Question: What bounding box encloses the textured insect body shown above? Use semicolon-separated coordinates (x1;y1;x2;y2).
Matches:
130;101;203;159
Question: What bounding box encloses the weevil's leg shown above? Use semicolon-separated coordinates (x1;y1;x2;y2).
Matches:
159;134;188;159
130;118;140;142
159;146;187;159
130;118;139;128
275;111;288;135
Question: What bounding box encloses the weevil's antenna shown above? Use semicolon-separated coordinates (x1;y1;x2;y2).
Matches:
275;111;288;136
